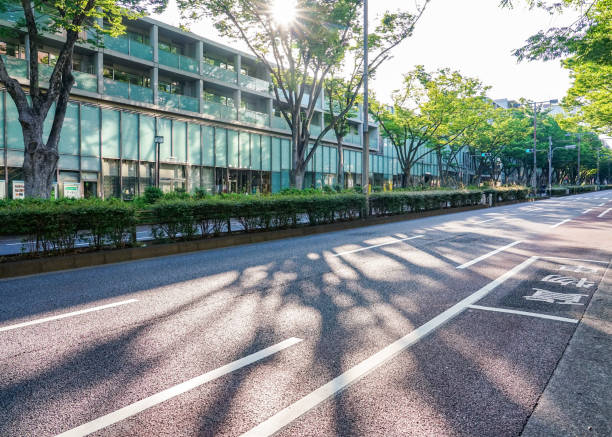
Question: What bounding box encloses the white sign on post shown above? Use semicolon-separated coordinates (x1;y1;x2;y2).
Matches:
63;182;81;199
0;180;5;199
12;181;25;199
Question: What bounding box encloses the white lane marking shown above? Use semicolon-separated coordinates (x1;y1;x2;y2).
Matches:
540;257;609;264
598;208;611;218
240;257;539;437
473;218;497;224
598;203;605;207
550;219;571;228
583;209;593;214
0;299;138;333
468;305;578;323
56;337;303;437
332;235;424;257
456;241;523;270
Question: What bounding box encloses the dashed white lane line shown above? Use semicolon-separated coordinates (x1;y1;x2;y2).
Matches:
332;235;424;257
598;208;612;218
56;337;304;437
0;299;138;333
540;256;609;264
598;203;606;207
456;241;523;270
240;257;539;437
583;209;593;214
550;219;571;228
473;218;497;224
468;305;578;324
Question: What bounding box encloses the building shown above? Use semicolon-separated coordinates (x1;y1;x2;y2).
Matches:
0;9;471;199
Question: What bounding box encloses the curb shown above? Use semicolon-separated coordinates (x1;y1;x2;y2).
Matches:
0;199;532;280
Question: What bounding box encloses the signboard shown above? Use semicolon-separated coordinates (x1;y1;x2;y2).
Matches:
63;182;81;199
12;181;25;199
0;180;5;199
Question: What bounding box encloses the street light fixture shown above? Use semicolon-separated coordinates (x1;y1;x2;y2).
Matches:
361;0;370;196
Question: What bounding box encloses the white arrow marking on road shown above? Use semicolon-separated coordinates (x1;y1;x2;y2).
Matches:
598;208;611;218
56;337;303;437
240;257;539;437
332;235;424;256
456;240;523;269
0;299;138;332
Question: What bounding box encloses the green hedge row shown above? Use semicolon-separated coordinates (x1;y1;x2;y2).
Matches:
149;193;366;241
369;190;484;216
550;185;598;196
0;199;137;254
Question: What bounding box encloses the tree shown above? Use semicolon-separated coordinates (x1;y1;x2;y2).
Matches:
180;0;428;188
0;0;156;198
371;67;489;187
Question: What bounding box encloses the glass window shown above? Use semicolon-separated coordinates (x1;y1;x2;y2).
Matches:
157;118;172;160
261;136;271;171
121;160;138;200
281;139;291;170
59;103;79;155
6;97;24;150
272;137;281;172
188;123;201;165
121;112;139;160
101;109;120;158
80;105;99;157
203;126;214;166
239;132;250;169
172;120;187;162
103;159;120;198
215;127;227;167
227;130;238;168
251;134;261;171
139;162;155;193
139;115;156;161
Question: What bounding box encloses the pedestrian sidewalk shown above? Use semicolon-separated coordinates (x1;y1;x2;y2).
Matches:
521;260;612;436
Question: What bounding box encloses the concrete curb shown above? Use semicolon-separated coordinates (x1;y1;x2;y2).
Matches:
0;199;532;279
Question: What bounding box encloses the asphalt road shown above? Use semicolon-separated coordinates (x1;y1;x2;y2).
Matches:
1;192;611;436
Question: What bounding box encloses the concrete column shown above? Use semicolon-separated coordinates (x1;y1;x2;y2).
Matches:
234;89;241;121
267;98;273;122
235;54;241;85
95;52;104;94
152;67;158;105
197;79;203;113
196;41;203;113
150;25;158;63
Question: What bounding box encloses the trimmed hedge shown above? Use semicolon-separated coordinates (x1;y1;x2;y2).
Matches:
550;185;598;196
484;187;531;203
369;190;483;216
0;199;137;254
149;193;366;241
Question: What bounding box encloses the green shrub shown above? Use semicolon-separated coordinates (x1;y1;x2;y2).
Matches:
144;186;163;204
369;190;484;216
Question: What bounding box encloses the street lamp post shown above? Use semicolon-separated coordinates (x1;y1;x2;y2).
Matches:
361;0;370;195
529;99;557;194
154;136;164;188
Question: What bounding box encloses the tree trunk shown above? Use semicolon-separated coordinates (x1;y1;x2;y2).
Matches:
402;167;411;188
336;137;344;188
294;167;305;190
23;142;58;198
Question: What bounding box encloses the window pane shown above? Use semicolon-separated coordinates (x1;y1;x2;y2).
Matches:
157;118;172;160
121;112;138;159
215;127;227;167
101;108;120;158
58;103;79;155
203;126;214;166
281;138;291;170
261;136;271;171
227;130;238;168
140;115;156;161
239;132;250;169
271;137;281;171
323;146;330;173
172;120;187;162
251;134;261;170
80;105;99;157
188;123;201;165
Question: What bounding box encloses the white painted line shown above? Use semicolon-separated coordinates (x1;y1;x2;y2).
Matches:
0;299;138;333
56;337;303;437
598;203;605;207
598;208;611;218
473;218;497;224
468;305;578;323
550;219;571;228
240;257;539;437
583;209;593;214
332;235;424;257
456;241;523;270
540;256;609;264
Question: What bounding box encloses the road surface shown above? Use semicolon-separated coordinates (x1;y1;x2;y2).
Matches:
1;191;611;436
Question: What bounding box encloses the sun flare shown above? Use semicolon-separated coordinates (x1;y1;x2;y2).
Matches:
271;0;297;27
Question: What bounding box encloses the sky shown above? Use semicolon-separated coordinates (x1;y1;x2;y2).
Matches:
151;0;579;104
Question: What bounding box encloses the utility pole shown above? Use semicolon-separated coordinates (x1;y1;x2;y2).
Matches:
361;0;369;195
532;101;537;192
577;133;581;184
548;135;552;195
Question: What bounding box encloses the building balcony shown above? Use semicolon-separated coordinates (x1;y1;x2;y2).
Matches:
103;78;152;103
346;132;362;146
158;50;198;74
158;91;199;112
324;130;337;142
202;100;237;121
240;108;270;126
103;35;153;61
272;116;290;131
201;62;237;84
239;74;269;93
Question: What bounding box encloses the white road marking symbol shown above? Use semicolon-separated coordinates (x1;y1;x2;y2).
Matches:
524;288;587;305
559;265;599;274
541;275;595;288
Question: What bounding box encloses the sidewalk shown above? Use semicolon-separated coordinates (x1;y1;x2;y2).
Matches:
521;261;612;436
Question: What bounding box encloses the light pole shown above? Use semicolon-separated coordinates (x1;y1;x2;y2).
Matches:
154;136;164;188
547;137;576;195
361;0;370;195
528;99;557;194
